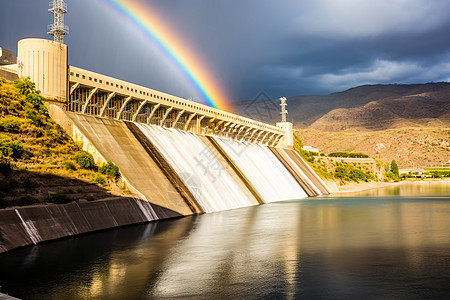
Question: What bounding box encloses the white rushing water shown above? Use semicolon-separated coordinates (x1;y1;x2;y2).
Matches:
214;137;308;203
15;209;42;245
135;123;257;213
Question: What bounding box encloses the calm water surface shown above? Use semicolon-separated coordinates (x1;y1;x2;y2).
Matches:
1;183;450;299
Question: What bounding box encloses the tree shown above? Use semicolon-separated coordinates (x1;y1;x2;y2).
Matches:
384;162;390;172
13;77;37;96
390;160;399;176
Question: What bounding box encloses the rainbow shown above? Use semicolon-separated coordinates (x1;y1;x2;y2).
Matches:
102;0;231;111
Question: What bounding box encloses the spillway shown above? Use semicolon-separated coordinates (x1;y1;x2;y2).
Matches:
134;123;259;213
283;149;332;195
271;148;332;196
64;112;193;218
212;137;308;203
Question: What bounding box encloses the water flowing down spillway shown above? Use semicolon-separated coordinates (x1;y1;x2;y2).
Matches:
214;137;308;203
134;123;258;213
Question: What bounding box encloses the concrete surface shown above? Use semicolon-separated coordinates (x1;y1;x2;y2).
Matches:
0;198;160;255
284;149;332;195
0;292;21;300
270;147;319;196
66;112;196;218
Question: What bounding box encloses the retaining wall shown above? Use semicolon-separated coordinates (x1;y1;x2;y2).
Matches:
0;198;160;255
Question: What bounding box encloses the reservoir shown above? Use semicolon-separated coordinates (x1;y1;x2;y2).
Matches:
0;183;449;299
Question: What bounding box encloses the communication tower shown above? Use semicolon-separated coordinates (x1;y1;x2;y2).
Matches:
48;0;69;44
280;97;288;122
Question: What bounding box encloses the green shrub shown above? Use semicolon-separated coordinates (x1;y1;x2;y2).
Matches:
0;116;21;132
293;133;304;148
15;195;36;206
299;149;316;163
0;134;24;159
48;191;72;204
401;173;413;179
349;168;368;182
92;173;106;185
333;161;377;183
99;160;120;180
385;171;400;182
25;107;45;127
0;161;12;174
384;162;390;172
75;150;96;170
427;170;450;178
24;92;48;117
334;166;348;181
63;160;77;170
0;193;8;208
14;77;37;96
313;164;333;180
328;152;369;158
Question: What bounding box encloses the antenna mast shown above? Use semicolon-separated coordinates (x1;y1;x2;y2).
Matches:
48;0;69;43
280;97;288;122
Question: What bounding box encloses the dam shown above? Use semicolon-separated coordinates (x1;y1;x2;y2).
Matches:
0;35;331;253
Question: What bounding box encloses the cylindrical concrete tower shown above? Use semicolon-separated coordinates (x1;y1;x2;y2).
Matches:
17;38;68;102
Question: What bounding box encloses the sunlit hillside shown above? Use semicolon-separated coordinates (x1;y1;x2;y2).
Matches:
0;78;131;208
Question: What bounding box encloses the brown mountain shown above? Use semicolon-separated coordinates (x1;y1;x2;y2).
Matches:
232;82;450;130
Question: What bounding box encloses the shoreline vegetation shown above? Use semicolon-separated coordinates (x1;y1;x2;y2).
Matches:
293;133;390;183
292;132;450;187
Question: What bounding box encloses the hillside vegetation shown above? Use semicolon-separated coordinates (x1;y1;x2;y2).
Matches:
293;134;385;184
0;78;129;208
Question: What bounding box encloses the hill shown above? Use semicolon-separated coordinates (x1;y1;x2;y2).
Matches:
232;82;450;130
0;78;132;208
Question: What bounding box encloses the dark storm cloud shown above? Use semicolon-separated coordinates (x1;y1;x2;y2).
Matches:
151;0;450;98
1;0;450;102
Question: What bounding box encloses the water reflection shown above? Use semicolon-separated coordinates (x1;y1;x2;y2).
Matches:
0;184;450;299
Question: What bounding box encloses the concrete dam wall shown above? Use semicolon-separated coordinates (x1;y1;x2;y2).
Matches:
0;109;330;254
64;110;329;210
0;198;157;254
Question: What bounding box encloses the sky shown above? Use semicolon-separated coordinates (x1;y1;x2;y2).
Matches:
1;0;450;105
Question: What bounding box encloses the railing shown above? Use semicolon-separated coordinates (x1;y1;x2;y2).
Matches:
47;24;69;34
67;66;285;146
48;1;67;13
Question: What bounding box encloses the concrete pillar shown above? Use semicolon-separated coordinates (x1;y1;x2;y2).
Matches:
276;122;293;148
17;38;68;102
